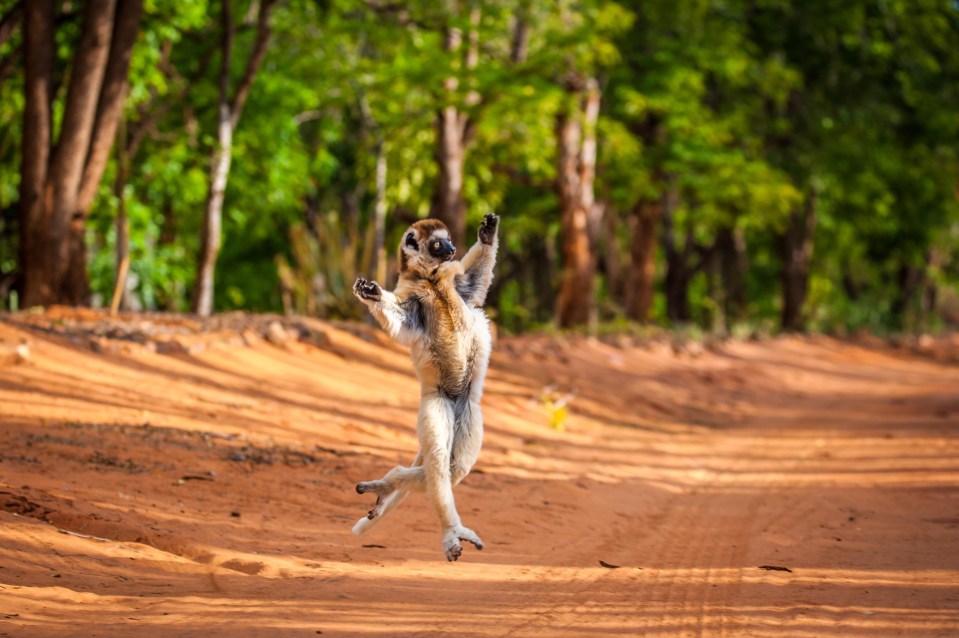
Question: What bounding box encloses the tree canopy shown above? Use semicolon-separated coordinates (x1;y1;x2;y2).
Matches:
0;0;957;333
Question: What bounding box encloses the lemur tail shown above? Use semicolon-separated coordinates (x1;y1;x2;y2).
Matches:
351;489;410;536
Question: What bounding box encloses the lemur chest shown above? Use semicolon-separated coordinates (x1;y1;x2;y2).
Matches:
411;280;489;397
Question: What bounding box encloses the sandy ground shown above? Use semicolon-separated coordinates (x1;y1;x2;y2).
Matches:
0;309;957;637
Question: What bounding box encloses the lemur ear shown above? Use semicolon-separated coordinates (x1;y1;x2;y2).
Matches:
405;232;418;250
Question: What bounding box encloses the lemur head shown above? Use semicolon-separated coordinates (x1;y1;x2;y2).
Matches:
398;219;456;277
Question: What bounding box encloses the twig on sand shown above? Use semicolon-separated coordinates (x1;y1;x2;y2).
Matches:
58;528;113;543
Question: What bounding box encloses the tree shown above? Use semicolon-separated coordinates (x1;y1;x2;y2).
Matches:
555;75;602;327
192;0;278;316
430;3;480;251
18;0;143;307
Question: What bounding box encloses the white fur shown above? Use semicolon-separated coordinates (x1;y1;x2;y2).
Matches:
352;217;498;561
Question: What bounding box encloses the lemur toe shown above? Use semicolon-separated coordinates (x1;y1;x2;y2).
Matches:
446;543;462;562
461;534;484;550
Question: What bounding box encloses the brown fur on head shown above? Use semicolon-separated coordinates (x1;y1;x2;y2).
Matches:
398;219;456;278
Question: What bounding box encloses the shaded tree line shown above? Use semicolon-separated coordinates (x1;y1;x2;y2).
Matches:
0;0;957;334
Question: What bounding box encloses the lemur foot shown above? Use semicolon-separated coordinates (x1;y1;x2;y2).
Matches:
478;213;499;245
443;525;484;562
353;277;382;301
356;480;394;519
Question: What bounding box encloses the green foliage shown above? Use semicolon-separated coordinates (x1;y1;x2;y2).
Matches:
2;0;957;332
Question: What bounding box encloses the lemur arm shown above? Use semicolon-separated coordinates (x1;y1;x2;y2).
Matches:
455;214;499;308
353;278;423;346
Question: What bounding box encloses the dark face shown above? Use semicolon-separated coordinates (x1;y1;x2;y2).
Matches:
427;235;456;261
399;219;457;275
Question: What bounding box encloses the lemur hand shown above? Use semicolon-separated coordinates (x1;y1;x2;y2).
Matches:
353;277;382;302
478;213;499;246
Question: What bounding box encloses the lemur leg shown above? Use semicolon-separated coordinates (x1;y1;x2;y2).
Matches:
419;393;484;561
351;490;409;536
451;399;484;485
356;451;424;517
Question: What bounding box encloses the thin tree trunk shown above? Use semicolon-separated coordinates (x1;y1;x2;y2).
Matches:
510;5;529;64
601;203;623;304
780;188;817;331
76;0;143;214
0;1;23;80
353;80;388;284
431;6;479;251
892;261;923;328
192;0;277;316
113;114;130;312
920;249;942;329
661;178;689;323
0;1;22;49
555;77;601;328
624;198;661;322
716;225;748;323
193;0;234;317
18;0;55;308
433;106;467;250
373;140;388;284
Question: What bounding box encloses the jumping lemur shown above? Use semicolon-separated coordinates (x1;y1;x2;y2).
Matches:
351;213;499;561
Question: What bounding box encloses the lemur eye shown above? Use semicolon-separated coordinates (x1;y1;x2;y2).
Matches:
405;233;417;249
432;241;440;250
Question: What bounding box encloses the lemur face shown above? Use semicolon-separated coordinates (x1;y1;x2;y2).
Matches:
399;219;456;276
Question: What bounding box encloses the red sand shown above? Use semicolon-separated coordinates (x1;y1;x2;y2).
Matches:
1;310;957;637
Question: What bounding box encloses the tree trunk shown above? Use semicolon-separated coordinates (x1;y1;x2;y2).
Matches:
510;7;528;64
920;249;942;329
715;225;748;323
624;198;661;322
47;0;118;305
0;2;22;49
77;0;143;214
555;78;601;328
430;7;480;251
373;140;388;284
661;179;690;323
780;189;817;331
891;260;923;328
191;0;276;316
17;0;141;308
193;5;234;317
112;115;130;312
601;203;623;304
432;105;467;250
18;0;55;307
0;1;23;80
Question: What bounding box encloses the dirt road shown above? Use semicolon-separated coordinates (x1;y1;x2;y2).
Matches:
1;310;957;637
